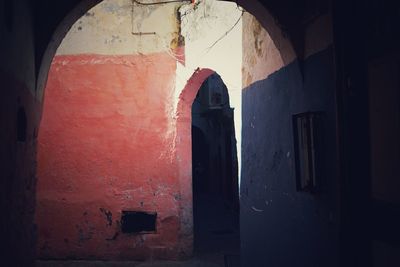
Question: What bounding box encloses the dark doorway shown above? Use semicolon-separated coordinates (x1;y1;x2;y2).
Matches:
191;74;240;261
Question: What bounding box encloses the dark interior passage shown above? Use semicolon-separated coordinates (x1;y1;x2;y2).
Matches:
191;74;240;263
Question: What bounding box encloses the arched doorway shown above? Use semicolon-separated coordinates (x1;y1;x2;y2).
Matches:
191;73;239;258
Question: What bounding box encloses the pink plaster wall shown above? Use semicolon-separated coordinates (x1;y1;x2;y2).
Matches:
35;53;188;260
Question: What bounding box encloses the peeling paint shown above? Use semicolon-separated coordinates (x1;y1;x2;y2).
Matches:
36;53;181;260
99;208;113;226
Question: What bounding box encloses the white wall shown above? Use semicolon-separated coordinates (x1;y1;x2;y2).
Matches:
175;0;243;183
56;0;180;55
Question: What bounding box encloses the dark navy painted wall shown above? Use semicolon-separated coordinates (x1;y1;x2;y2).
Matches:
240;47;339;267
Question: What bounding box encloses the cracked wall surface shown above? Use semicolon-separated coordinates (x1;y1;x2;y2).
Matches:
36;0;185;260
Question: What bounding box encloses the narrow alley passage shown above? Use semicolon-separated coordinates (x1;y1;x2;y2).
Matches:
6;0;398;266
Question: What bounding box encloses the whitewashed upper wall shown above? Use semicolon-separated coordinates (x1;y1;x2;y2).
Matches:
56;0;180;55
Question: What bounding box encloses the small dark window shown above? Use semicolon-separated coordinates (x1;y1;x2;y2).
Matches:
17;107;27;142
4;0;14;32
292;112;324;193
121;211;156;233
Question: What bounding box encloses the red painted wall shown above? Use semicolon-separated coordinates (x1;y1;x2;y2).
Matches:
36;53;184;260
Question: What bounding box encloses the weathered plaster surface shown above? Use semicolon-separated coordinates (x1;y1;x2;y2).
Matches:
36;53;181;260
240;8;337;266
236;0;296;65
57;0;180;56
36;0;196;260
175;68;216;257
241;47;339;267
177;0;243;178
36;0;305;262
242;11;285;87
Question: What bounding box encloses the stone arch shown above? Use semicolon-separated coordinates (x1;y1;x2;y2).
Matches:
34;0;297;260
175;68;215;255
36;0;102;102
36;0;296;102
235;0;296;64
176;67;240;255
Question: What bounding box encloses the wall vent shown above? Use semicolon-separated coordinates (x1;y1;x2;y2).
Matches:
121;211;157;234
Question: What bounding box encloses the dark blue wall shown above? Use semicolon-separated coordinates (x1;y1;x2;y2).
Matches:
240;47;339;267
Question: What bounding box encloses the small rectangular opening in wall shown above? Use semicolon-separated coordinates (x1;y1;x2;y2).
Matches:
121;211;157;234
292;111;325;193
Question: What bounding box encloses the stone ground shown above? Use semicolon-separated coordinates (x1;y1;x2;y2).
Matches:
37;258;226;267
37;193;240;267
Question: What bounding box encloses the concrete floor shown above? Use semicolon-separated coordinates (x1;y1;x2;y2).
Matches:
37;252;240;267
37;258;222;267
193;193;240;256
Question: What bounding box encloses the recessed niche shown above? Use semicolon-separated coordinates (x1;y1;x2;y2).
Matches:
17;107;27;142
121;211;157;234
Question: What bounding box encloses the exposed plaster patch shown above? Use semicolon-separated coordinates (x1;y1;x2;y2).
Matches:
253;22;264;57
242;12;285;87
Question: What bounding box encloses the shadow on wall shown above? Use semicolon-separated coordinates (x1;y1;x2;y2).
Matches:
240;47;339;267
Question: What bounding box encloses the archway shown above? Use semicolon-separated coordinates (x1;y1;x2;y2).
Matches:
176;67;241;260
36;0;296;101
191;73;239;257
35;0;295;263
